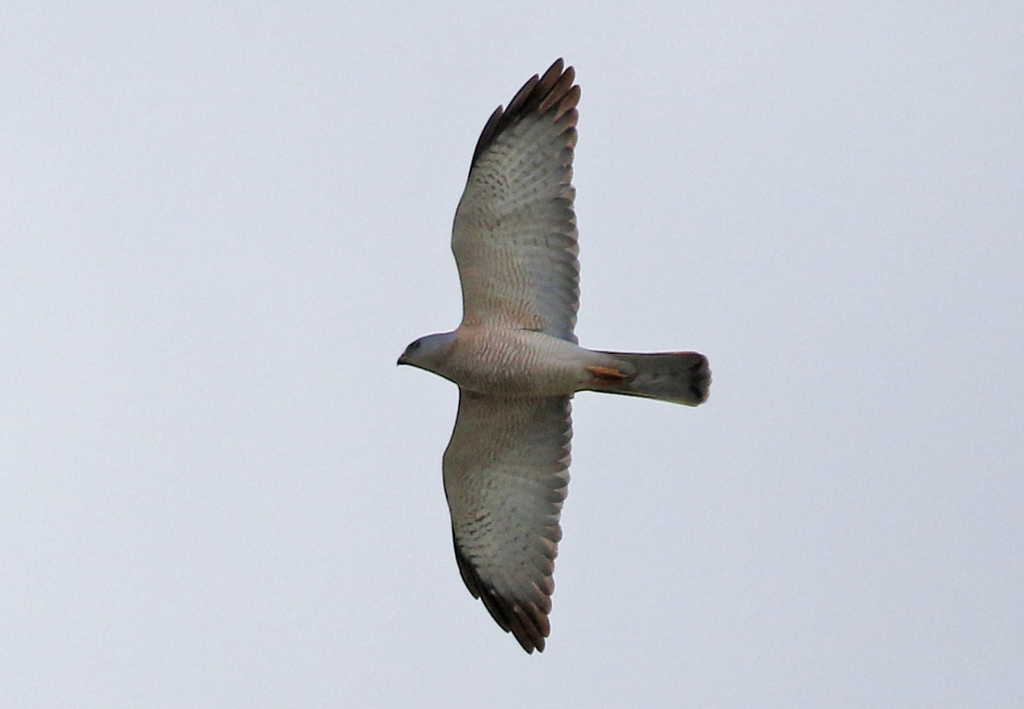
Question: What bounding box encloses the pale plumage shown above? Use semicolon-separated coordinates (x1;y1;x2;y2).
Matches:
399;59;711;653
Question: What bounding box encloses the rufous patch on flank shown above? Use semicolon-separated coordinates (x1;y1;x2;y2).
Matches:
586;365;628;381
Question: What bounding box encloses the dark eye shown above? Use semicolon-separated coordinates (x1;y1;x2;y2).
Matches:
408;340;422;352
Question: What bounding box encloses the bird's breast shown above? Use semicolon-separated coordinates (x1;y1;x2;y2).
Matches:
442;327;592;397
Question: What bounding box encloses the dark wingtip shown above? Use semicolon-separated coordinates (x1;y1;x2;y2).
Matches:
451;529;552;654
469;59;579;169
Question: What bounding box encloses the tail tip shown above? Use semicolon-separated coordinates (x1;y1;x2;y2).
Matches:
689;354;711;404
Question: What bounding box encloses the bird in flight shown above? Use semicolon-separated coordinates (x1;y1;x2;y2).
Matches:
398;59;710;653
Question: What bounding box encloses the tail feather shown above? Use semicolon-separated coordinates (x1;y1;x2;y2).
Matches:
587;351;710;406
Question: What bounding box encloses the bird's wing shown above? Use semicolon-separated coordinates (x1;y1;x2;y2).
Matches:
442;391;572;653
452;59;581;343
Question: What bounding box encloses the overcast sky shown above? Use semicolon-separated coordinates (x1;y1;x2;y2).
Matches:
2;2;1022;707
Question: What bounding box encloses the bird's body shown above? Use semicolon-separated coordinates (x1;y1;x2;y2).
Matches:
405;327;613;397
399;59;710;653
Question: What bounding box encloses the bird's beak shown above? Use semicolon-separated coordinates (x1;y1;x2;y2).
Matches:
397;354;407;366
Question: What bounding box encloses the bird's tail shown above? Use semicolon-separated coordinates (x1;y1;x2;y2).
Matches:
584;351;710;406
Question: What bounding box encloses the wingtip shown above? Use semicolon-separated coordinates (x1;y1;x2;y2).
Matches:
468;59;580;168
452;531;555;654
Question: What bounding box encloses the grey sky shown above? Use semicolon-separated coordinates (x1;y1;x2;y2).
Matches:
2;2;1021;707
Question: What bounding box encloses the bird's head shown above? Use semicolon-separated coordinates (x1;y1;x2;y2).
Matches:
397;331;457;374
